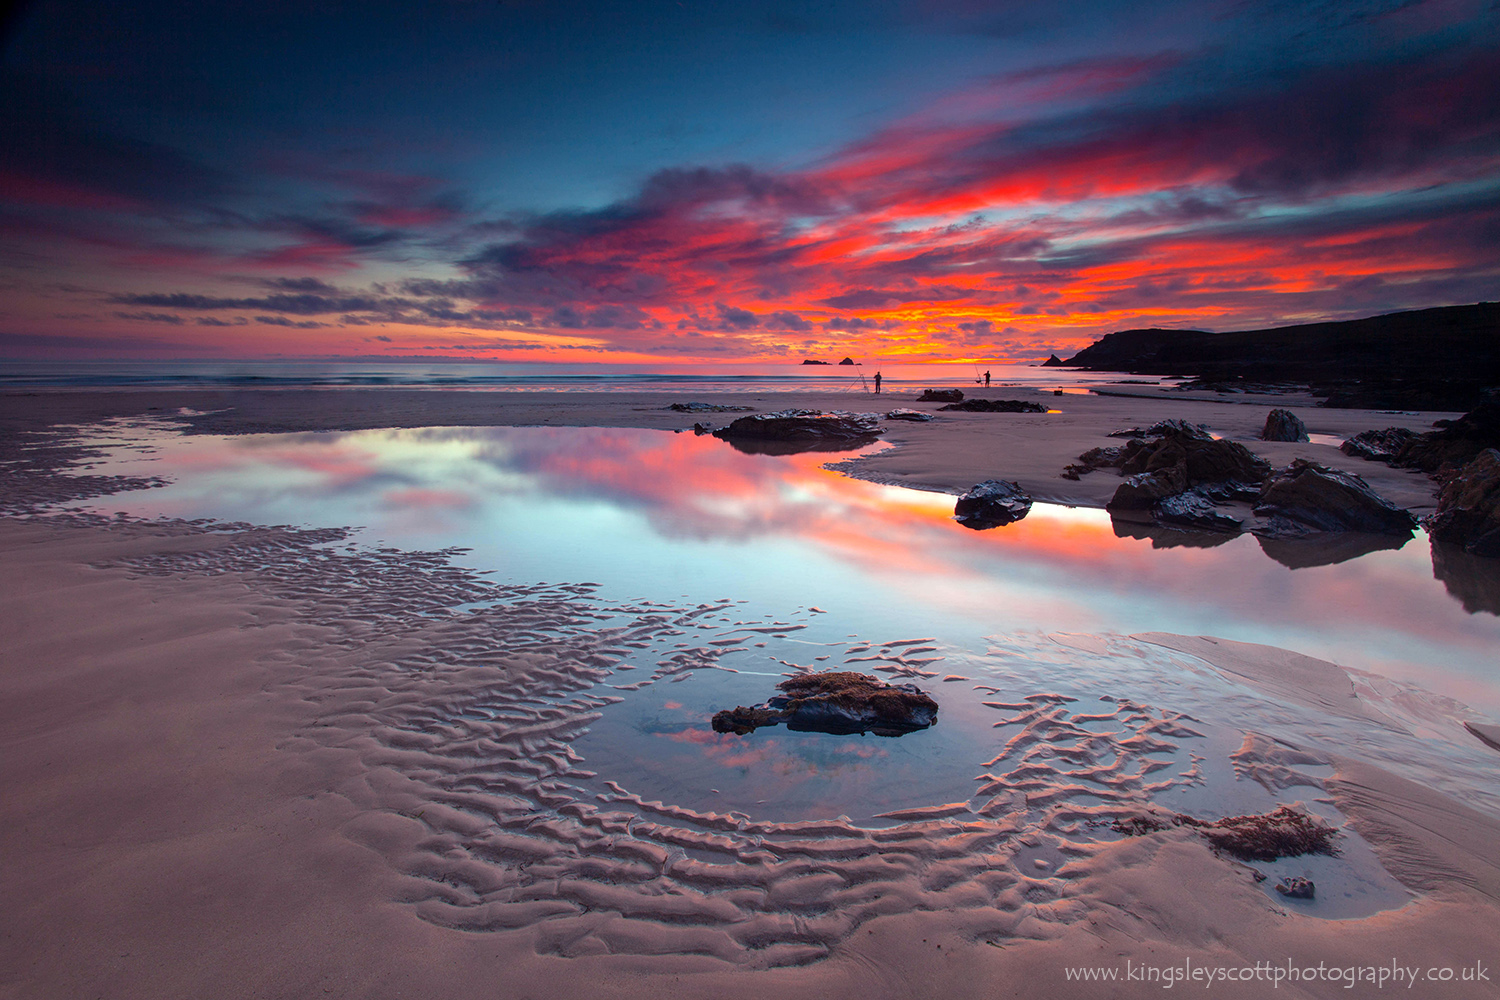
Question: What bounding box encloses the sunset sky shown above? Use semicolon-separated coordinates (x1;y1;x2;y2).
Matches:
2;0;1497;364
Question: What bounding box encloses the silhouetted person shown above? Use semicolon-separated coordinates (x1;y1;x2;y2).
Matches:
984;370;991;386
873;371;882;392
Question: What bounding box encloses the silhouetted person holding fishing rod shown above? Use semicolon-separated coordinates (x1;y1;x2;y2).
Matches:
873;372;882;392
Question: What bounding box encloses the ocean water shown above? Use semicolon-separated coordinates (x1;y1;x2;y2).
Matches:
0;359;1132;393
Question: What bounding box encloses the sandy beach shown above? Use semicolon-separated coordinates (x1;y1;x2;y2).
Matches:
3;385;1497;999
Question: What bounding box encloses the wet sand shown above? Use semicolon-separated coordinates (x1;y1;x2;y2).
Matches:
3;386;1496;999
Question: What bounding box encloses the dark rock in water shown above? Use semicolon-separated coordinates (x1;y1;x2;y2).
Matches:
917;388;964;402
1155;491;1243;533
692;422;714;435
1341;427;1419;462
1107;468;1189;519
1117;433;1270;486
1275;877;1316;900
714;409;882;442
1430;539;1500;614
1262;408;1309;442
1254;459;1417;535
1041;354;1065;367
1391;400;1500;473
937;398;1048;413
885;408;934;422
801;359;831;365
1258;532;1408;570
668;401;755;413
711;671;938;737
954;480;1033;529
838;357;855;365
1425;448;1500;557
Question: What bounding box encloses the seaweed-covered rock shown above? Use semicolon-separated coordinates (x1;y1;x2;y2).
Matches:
713;409;882;442
1425;448;1500;557
1340;427;1419;462
916;388;964;403
954;480;1032;529
884;408;934;422
1254;460;1417;535
937;398;1048;413
711;671;938;736
1262;408;1309;442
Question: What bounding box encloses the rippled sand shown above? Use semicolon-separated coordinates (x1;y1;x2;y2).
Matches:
4;391;1499;998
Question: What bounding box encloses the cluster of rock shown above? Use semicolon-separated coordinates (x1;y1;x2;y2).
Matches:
884;408;934;422
1069;422;1415;541
954;480;1032;529
711;671;939;737
937;398;1047;413
1340;401;1500;556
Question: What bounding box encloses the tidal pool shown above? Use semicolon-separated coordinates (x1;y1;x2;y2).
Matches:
56;418;1500;921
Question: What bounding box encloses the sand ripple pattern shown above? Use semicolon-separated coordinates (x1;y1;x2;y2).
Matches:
53;516;1213;967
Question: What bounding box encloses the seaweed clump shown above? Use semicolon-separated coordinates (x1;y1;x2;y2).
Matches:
1110;805;1339;862
712;671;938;737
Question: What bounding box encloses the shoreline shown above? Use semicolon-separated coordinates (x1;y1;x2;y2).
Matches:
4;387;1497;998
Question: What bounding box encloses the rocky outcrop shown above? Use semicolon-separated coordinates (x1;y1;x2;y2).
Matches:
937;398;1047;413
1391;401;1500;473
884;408;934;422
954;480;1033;529
1108;419;1212;440
916;388;964;402
1261;408;1309;442
801;359;831;365
1340;427;1419;462
1041;354;1065;367
1154;491;1243;532
1424;448;1500;557
1254;460;1417;536
838;357;855;365
1101;428;1269;533
711;672;938;737
713;409;881;442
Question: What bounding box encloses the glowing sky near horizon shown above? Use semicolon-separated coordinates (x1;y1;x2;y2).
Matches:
2;0;1498;363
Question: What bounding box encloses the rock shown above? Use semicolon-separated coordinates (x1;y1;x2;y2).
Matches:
1390;400;1500;473
1254;459;1417;535
1041;354;1065;367
884;408;934;422
711;671;938;736
1275;877;1315;900
838;357;855;365
1425;449;1500;556
1106;468;1188;518
1116;433;1270;486
1108;420;1212;442
1340;427;1418;462
917;388;964;403
713;409;882;442
1078;445;1128;469
1154;491;1243;533
937;398;1048;413
954;480;1033;529
1262;408;1309;442
668;402;755;412
692;422;714;435
801;359;831;365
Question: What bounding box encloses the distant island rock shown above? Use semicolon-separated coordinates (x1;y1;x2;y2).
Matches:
1041;354;1065;367
838;357;855;365
801;359;832;365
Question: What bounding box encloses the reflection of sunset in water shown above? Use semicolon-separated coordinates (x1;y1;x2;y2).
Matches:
71;421;1500;710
